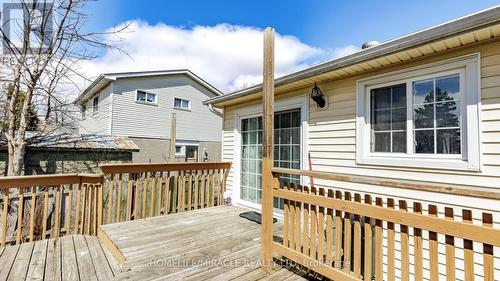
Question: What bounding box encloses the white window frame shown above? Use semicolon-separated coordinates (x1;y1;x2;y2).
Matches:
92;96;99;113
174;140;199;157
173;97;191;111
233;96;309;214
356;53;481;171
135;90;157;105
81;104;86;119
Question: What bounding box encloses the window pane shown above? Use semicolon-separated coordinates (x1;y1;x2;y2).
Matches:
373;132;390;152
280;112;291;128
413;104;434;128
146;93;155;103
436;101;459;128
413;79;434;104
392;108;406;130
437;129;460;154
415;130;434;154
280;128;290;144
371;88;391;110
436;74;460;102
249;117;258;131
392;132;406;153
291;111;301;127
174;98;181;107
137;91;146;101
182;100;189;108
373;109;390;131
392;85;406;108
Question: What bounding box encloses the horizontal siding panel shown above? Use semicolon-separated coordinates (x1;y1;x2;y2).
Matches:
481;87;500;99
308;137;355;145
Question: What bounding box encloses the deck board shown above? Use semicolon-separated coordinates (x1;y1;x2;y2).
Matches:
0;206;306;281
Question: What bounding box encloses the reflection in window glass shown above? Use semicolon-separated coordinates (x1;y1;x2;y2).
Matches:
413;74;460;154
370;84;407;153
240;110;301;209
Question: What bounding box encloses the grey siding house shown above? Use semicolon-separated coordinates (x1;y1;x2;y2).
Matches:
75;70;223;163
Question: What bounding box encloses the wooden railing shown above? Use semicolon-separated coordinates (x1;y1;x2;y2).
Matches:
265;167;500;281
0;174;103;246
100;162;231;225
0;162;231;246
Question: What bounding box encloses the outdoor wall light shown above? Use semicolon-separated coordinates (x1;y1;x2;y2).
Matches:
311;83;326;108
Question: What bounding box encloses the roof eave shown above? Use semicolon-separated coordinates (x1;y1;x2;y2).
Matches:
204;5;500;106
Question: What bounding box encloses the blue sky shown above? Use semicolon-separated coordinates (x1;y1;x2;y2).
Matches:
85;0;499;49
78;1;500;92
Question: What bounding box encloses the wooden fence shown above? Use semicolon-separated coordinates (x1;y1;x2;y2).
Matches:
265;168;500;281
100;162;230;225
0;162;231;246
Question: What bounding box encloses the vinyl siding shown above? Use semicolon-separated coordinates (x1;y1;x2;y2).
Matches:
110;74;222;142
78;84;112;135
222;40;500;280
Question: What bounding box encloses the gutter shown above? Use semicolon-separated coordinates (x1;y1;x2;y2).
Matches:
204;5;500;105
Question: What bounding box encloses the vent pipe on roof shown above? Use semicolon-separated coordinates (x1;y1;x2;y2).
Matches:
361;41;380;49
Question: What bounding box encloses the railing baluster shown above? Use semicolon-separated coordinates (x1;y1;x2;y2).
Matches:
374;197;383;281
149;172;156;217
93;185;98;235
2;189;9;246
85;184;91;235
74;183;81;235
444;207;455;281
414;202;423;281
302;186;310;256
107;174;114;224
309;186;317;260
334;190;342;270
29;186;36;242
187;175;193;211
353;193;362;278
65;185;73;236
116;174;123;222
289;183;296;249
194;174;199;210
16;187;24;244
133;174;139;220
428;204;439;280
317;188;325;263
210;170;215;207
387;198;395;280
165;174;171;214
200;174;206;209
126;175;132;221
98;182;103;227
157;174;163;215
482;213;493;281
142;173;149;218
399;200;409;281
54;185;61;238
343;191;352;273
283;183;290;248
364;195;373;281
325;189;334;266
294;185;302;253
462;209;474;281
42;187;49;239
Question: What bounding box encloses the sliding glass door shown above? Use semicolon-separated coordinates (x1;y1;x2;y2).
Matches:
240;109;301;208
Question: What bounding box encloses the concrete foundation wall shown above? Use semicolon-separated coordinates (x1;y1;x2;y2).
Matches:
0;149;132;175
129;137;221;163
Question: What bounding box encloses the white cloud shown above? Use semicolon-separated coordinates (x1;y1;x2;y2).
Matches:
77;21;358;95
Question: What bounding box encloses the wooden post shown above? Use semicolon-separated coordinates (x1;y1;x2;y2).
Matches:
170;112;177;162
261;27;275;272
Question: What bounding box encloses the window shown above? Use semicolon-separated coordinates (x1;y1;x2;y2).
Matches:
173;97;190;110
175;145;184;156
357;54;480;170
136;90;157;104
81;105;86;119
240;110;301;208
92;96;99;112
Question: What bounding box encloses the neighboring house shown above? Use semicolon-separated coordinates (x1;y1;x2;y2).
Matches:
206;7;500;280
75;70;223;163
0;132;138;175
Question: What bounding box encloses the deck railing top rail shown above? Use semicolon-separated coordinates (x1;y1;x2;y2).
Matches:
101;162;232;174
0;173;104;189
272;167;500;201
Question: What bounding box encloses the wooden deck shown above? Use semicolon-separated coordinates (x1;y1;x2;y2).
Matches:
0;206;307;281
0;235;120;281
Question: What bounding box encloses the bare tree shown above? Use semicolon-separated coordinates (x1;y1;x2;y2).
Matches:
0;0;127;241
